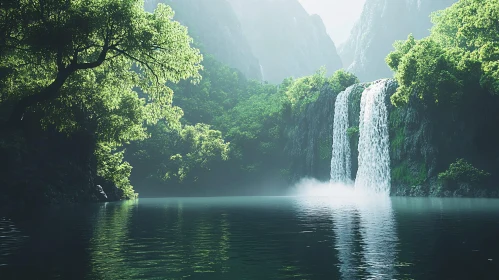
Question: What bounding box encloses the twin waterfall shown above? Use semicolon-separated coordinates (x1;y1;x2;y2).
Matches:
330;79;391;195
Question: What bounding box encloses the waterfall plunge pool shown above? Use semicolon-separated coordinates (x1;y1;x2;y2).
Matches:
1;192;499;279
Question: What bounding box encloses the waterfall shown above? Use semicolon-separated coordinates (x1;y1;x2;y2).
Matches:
354;79;391;195
259;64;265;81
330;86;354;184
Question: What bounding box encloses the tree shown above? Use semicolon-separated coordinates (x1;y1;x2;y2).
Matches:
386;0;499;106
328;69;359;93
0;0;202;128
127;122;229;184
284;67;327;110
386;34;417;71
389;38;465;106
430;0;499;94
0;0;203;198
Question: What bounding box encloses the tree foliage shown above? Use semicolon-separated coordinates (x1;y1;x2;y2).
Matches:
386;0;499;106
0;0;203;198
438;158;490;184
1;1;202;124
128;121;229;184
284;66;327;110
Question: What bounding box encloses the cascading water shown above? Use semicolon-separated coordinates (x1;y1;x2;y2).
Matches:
330;86;354;184
259;64;265;81
354;79;391;195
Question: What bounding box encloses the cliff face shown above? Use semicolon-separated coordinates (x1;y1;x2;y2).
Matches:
146;0;342;84
339;0;457;82
227;0;343;83
388;88;499;197
144;0;262;81
285;83;368;182
291;78;499;197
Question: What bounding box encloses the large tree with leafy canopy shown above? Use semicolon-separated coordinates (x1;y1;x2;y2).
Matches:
386;0;499;106
0;0;203;198
0;0;202;128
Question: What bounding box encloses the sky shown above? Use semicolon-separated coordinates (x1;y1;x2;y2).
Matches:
298;0;366;46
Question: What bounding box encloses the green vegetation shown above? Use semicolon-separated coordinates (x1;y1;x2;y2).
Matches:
128;122;229;184
438;159;490;185
1;0;206;199
387;0;499;107
318;137;332;161
346;126;359;138
388;107;405;153
392;161;427;186
131;51;358;187
0;0;360;200
5;0;496;201
385;0;499;195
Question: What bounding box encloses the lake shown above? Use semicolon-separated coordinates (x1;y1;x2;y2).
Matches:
1;196;499;279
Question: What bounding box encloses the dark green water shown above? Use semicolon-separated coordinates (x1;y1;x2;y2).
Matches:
1;196;499;279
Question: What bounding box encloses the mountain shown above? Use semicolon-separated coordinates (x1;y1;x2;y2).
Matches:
228;0;343;83
339;0;457;82
144;0;262;80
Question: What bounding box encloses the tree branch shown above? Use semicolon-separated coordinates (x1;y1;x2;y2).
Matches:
6;45;111;127
74;45;109;70
56;48;64;71
109;46;159;84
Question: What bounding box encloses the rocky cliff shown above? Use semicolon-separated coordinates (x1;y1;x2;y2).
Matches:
228;0;343;83
291;78;499;197
339;0;457;82
144;0;262;81
285;82;368;182
388;85;499;197
146;0;343;84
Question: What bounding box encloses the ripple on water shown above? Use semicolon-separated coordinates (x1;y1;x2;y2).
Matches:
0;217;28;266
2;197;499;279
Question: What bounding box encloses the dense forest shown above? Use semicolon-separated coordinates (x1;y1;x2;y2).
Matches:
1;0;499;211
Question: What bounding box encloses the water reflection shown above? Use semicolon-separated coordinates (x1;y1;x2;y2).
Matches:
356;196;397;279
294;193;398;279
0;217;28;267
88;199;233;279
88;200;138;279
2;196;499;279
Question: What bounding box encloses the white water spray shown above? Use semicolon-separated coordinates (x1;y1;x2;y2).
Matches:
330;86;354;184
354;79;391;195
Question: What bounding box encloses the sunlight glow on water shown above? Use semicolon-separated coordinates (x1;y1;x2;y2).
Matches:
291;178;397;279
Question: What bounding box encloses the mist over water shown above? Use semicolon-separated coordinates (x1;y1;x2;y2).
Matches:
290;178;398;279
287;177;387;201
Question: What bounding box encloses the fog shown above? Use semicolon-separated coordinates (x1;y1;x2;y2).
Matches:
298;0;366;45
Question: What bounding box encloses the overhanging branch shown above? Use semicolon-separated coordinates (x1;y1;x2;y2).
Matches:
110;46;160;84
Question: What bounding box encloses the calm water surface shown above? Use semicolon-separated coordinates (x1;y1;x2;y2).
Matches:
1;196;499;279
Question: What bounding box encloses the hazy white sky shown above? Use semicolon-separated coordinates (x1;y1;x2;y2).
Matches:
298;0;366;46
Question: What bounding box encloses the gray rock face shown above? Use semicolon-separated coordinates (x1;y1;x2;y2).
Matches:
339;0;457;82
286;83;367;182
285;82;337;181
387;83;499;197
227;0;343;83
144;0;262;81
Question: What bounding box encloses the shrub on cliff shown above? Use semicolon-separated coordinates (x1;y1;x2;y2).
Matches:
438;158;490;191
